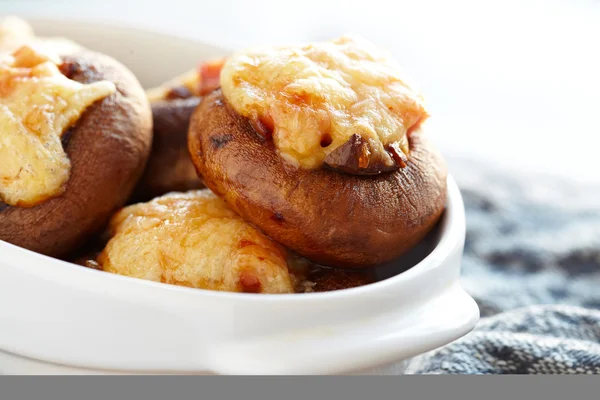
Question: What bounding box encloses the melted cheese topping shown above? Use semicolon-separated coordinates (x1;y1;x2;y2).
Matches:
146;58;226;102
0;45;116;206
98;190;296;294
220;35;427;169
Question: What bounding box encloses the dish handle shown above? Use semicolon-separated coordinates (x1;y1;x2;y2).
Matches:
206;283;479;375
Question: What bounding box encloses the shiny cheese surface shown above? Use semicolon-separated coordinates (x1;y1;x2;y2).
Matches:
220;35;427;169
0;45;115;206
98;190;296;294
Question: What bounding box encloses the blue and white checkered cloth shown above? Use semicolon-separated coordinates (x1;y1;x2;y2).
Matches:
407;159;600;374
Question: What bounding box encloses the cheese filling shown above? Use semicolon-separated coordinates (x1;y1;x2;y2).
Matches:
98;190;296;294
0;45;116;207
220;35;427;170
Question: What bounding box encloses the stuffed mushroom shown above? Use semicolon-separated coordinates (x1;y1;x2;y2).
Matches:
0;42;152;257
188;36;447;268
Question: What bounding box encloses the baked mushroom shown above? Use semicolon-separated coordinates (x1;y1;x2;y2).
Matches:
131;96;203;201
96;189;373;293
188;36;447;268
132;58;226;201
0;44;152;257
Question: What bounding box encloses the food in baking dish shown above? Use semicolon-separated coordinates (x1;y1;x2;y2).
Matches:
0;18;445;293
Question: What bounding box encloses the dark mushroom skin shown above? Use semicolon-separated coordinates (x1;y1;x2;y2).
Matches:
131;96;204;202
0;49;152;258
300;266;375;292
188;90;447;268
310;268;374;292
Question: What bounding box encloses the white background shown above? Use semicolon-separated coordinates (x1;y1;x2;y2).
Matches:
3;0;600;183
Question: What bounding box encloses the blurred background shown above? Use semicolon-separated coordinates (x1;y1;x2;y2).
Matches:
2;0;599;183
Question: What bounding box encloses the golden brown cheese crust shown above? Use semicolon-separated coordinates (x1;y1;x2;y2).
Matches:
0;49;152;257
220;36;427;173
0;45;116;207
189;91;447;268
98;190;296;294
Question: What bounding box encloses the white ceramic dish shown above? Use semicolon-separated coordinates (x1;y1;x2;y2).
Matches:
0;19;478;375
